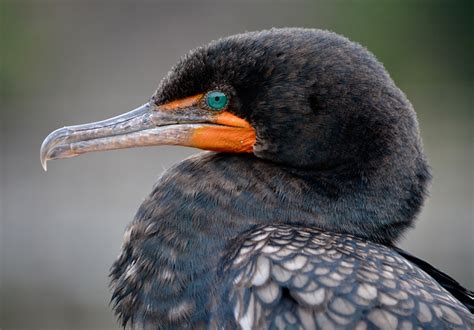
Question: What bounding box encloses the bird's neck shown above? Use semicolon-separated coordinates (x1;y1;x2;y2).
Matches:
110;151;425;326
147;151;421;242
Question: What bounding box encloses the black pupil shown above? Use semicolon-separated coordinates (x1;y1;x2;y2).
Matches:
214;96;220;101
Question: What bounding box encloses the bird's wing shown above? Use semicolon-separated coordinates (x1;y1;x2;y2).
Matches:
393;246;474;313
215;224;473;329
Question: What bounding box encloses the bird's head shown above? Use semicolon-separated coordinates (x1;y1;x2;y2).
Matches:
41;28;430;243
41;28;426;172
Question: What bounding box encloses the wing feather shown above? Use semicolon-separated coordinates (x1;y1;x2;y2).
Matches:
214;225;473;329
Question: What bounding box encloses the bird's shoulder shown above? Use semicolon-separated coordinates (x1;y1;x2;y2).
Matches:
213;224;473;329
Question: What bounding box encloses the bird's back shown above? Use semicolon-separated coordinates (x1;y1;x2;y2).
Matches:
212;225;473;329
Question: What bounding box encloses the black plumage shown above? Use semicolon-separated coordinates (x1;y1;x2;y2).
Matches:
154;28;430;245
41;28;473;328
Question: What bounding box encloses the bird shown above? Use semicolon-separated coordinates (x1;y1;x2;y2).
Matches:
40;28;473;329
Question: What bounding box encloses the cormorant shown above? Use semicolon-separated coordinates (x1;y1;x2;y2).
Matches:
41;28;473;329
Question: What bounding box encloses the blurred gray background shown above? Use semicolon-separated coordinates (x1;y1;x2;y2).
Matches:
1;1;472;329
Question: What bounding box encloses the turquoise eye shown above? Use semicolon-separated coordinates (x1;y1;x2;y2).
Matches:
205;91;228;110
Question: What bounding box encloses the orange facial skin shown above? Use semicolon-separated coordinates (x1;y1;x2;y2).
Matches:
159;95;256;153
159;94;204;111
214;112;253;129
191;123;256;153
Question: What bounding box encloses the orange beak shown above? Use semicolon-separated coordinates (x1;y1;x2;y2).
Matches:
40;94;256;170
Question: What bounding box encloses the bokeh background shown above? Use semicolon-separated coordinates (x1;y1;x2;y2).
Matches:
1;1;472;329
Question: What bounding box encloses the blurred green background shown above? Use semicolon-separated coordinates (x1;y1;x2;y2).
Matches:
1;1;472;329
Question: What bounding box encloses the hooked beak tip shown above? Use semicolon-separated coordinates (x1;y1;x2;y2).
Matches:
40;126;69;171
41;160;48;172
40;138;51;171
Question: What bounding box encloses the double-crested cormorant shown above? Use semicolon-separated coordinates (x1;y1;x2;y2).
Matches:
41;28;473;329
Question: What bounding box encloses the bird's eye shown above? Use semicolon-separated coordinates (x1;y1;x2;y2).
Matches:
205;91;228;111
